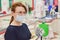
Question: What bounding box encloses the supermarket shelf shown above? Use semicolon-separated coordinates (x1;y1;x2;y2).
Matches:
0;30;6;35
37;18;56;23
0;14;11;18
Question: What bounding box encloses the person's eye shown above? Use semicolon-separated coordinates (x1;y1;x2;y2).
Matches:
19;11;22;13
23;12;26;13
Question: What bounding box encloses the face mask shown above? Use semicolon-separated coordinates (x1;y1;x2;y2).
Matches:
15;15;25;22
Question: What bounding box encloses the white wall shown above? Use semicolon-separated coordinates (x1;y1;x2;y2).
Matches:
34;0;46;18
58;0;60;13
1;0;9;14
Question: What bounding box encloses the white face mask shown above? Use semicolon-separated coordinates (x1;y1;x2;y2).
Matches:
15;15;25;22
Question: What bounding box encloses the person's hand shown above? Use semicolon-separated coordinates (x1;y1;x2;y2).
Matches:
30;35;37;40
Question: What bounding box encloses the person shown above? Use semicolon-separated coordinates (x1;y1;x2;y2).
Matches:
50;6;56;18
4;2;31;40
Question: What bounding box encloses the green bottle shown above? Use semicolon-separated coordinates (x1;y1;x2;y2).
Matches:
38;22;49;37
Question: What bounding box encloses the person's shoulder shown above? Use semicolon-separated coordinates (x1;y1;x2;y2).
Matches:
7;25;16;31
22;23;28;27
23;23;27;26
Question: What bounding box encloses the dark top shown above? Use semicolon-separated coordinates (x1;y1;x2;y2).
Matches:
4;23;31;40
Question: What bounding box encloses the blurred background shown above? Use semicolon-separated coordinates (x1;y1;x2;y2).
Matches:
0;0;60;40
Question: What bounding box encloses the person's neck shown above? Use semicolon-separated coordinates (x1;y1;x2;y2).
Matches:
10;20;22;26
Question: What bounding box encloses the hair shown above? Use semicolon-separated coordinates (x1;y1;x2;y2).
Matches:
9;2;27;24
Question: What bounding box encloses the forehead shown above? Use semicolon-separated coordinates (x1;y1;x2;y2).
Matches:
15;6;26;12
